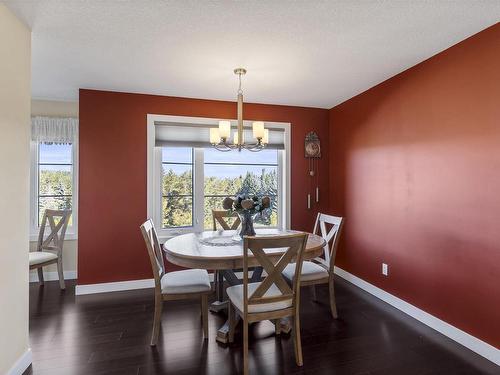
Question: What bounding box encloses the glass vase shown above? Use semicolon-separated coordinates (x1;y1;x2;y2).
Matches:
238;210;256;238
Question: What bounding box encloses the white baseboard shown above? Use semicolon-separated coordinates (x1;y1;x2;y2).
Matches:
7;348;32;375
334;266;500;366
75;278;155;295
33;271;212;290
29;270;77;283
73;271;241;296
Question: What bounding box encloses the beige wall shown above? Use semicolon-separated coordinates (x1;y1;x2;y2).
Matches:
30;99;79;280
0;4;31;374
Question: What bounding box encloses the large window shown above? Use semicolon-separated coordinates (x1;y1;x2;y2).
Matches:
30;142;77;237
148;115;290;238
159;147;283;234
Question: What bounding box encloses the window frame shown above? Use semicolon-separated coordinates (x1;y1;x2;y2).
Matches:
29;140;78;241
153;147;203;234
147;114;291;241
160;148;196;230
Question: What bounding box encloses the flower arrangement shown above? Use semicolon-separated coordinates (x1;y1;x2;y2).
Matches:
222;194;271;214
222;194;271;237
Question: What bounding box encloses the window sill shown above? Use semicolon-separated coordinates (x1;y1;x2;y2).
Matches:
29;232;78;242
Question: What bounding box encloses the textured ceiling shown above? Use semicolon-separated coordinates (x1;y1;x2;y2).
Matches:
4;0;500;108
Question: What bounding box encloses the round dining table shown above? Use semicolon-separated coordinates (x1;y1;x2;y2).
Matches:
163;228;326;343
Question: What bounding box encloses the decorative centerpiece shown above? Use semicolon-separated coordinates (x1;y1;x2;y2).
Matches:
222;194;271;238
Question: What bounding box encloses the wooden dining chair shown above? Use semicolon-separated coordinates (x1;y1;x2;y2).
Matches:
227;233;308;375
140;219;212;346
282;213;344;318
212;209;241;231
29;209;72;290
211;209;241;302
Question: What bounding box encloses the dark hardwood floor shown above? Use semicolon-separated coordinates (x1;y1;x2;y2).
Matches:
25;277;498;375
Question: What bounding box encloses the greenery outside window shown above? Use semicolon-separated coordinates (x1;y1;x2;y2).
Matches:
203;148;278;229
30;142;78;239
161;148;194;228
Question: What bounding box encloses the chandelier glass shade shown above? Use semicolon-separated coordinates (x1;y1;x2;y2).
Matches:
210;68;268;152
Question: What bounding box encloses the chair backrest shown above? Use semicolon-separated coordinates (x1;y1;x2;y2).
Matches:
37;209;72;255
242;233;308;316
312;213;344;270
140;219;166;291
212;209;241;231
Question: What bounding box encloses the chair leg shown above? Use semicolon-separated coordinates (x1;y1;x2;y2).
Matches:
57;257;65;290
243;318;249;375
329;277;338;319
201;295;208;339
274;319;281;335
37;267;44;286
150;295;163;346
310;285;317;301
292;315;303;367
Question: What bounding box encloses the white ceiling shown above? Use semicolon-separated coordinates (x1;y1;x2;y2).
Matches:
4;1;500;108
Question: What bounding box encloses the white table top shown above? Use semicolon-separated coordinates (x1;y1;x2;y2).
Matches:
163;229;325;270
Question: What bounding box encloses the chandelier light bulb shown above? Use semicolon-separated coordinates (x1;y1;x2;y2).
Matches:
234;131;244;145
262;129;269;144
252;121;265;139
218;120;231;139
210;128;220;144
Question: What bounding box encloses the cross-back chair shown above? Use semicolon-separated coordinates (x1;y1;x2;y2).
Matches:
211;209;242;304
283;213;344;318
140;219;212;346
29;209;72;290
227;233;308;375
212;209;241;231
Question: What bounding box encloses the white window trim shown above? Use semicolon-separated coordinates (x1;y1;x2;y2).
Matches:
29;139;78;241
147;114;291;242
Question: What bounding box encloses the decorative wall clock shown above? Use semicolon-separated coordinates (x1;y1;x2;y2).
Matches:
305;131;321;158
305;131;321;209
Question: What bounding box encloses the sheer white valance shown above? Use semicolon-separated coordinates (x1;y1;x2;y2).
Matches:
31;116;78;144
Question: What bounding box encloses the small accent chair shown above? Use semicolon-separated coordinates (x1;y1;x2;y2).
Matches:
211;209;241;301
282;213;344;318
140;219;212;346
29;209;72;290
227;233;308;375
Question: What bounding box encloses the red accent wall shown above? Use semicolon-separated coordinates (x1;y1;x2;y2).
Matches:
329;24;500;347
79;92;329;285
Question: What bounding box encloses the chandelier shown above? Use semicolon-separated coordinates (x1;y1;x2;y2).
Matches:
209;68;268;152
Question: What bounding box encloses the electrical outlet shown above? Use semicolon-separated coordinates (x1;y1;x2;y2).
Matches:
382;263;389;276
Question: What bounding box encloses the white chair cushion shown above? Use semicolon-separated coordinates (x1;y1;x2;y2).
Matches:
161;269;211;294
29;251;58;266
226;282;292;314
282;261;329;282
